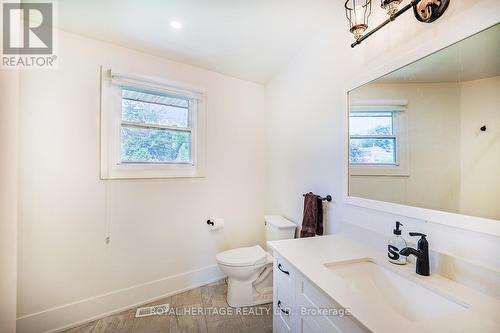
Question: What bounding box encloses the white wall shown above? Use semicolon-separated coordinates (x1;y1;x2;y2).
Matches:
350;83;462;213
460;76;500;220
0;69;19;333
265;0;500;292
18;30;266;332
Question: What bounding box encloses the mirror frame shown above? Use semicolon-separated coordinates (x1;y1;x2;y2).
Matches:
344;23;500;237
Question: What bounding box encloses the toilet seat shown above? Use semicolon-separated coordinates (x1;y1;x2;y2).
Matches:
216;245;267;267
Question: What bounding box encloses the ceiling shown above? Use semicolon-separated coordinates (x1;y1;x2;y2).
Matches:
379;23;500;83
52;0;337;84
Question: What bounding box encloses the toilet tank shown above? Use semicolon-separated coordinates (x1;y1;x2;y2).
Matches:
264;215;297;243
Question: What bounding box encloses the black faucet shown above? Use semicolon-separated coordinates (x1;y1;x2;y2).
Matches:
399;232;430;276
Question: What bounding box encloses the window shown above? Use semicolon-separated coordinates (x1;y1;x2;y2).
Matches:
350;112;396;165
121;89;193;164
349;100;408;176
101;70;206;179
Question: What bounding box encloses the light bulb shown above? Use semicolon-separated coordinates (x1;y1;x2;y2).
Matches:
355;5;365;25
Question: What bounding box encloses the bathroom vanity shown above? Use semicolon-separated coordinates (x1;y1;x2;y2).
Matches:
269;235;500;333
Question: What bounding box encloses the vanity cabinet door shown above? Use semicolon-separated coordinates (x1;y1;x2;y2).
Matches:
297;315;337;333
275;284;294;332
273;254;296;333
275;254;294;289
273;252;367;333
295;273;368;333
274;313;292;333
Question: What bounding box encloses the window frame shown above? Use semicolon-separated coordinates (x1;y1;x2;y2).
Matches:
349;100;409;176
100;68;206;179
349;111;397;166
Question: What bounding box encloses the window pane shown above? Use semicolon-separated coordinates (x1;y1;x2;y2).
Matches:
350;112;393;135
122;89;189;128
121;127;191;163
350;138;396;164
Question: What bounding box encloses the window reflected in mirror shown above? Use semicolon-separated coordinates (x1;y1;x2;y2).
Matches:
349;112;396;165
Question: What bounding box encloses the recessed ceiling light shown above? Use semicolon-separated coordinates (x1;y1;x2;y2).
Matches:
170;21;183;30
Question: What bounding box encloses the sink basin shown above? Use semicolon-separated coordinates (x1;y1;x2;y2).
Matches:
325;259;468;322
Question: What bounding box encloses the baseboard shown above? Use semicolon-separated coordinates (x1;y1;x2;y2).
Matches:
16;265;225;333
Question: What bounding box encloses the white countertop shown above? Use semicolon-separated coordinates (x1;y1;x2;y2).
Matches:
268;235;500;333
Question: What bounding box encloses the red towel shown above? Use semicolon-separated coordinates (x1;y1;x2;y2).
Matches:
300;193;323;238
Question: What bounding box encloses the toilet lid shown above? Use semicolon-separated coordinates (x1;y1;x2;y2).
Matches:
216;245;267;267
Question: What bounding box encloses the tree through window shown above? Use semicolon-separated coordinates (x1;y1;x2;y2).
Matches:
120;88;193;164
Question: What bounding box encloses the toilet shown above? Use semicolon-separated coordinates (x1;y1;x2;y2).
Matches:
216;215;297;307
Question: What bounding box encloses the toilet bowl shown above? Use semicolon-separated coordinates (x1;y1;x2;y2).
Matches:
216;215;296;307
216;245;273;307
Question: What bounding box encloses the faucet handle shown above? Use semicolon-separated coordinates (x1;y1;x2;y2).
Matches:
409;232;427;238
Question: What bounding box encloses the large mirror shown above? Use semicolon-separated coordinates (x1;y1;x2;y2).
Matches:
348;24;500;222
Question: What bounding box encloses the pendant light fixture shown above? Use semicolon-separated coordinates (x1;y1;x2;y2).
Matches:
344;0;372;40
381;0;403;15
346;0;450;48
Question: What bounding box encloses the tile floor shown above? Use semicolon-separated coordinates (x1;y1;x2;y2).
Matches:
62;279;273;333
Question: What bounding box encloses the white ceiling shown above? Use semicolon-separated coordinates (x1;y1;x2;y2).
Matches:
379;24;500;83
53;0;337;84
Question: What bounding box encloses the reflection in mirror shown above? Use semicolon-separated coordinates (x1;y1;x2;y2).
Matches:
348;24;500;221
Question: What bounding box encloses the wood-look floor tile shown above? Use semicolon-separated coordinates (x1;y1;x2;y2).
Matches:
142;296;172;308
131;315;170;333
200;283;238;322
206;278;226;287
206;318;244;333
240;303;273;333
60;321;97;333
169;305;207;333
58;281;274;333
91;310;135;333
200;283;227;307
171;288;202;308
